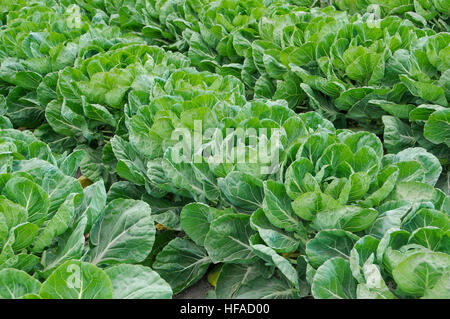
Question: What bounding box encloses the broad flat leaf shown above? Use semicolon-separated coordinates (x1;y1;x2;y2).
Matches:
312;257;357;299
215;261;271;298
2;176;49;223
5;87;45;128
0;268;41;299
40;260;112;299
45;99;90;140
0;253;40;273
285;158;316;200
251;244;299;289
105;264;172;299
362;166;399;207
12;159;83;213
204;214;257;264
369;99;414;119
402;208;450;233
0;214;7;248
388;181;442;204
82;100;116;127
313;205;378;232
111;136;147;186
263;181;303;232
59;150;86;177
233;276;301;299
376;228;411;273
306;229;359;269
218;172;264;212
12;223;39;251
391;148;442;186
342;132;383;159
356;261;397;299
0;231;15;266
409;104;445;121
408;227;448;252
152;238;211;294
89;199;155;265
392;251;450;298
400;75;447;106
107;181;143;202
366;201;411;238
180;203;223;246
250;208;299;253
345;50;384;85
292;192;340;222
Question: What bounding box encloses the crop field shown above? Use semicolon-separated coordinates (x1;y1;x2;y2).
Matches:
0;0;448;299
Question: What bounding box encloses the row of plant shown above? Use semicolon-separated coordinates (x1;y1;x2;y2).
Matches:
1;1;448;164
68;0;450;163
1;113;448;298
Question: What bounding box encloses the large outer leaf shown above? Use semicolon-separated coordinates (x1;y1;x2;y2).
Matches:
0;196;27;231
356;262;396;299
180;203;224;246
215;262;272;298
89;199;155;265
233;276;301;299
312;257;357;299
263;180;303;232
32;193;77;253
250;208;299;253
0;268;41;299
306;229;359;269
77;180;107;232
392;251;450;298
